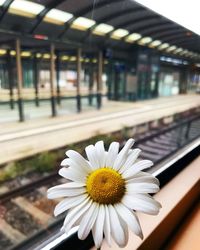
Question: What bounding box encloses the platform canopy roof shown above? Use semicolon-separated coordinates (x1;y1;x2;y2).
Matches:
0;0;199;60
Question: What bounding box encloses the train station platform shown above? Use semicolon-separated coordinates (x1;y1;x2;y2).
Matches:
0;94;200;166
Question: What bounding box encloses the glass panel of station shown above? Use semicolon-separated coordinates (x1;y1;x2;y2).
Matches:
187;66;200;94
107;48;160;102
0;52;18;123
158;55;198;96
0;48;105;123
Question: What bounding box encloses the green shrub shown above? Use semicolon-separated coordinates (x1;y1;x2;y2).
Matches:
32;152;57;173
0;162;23;182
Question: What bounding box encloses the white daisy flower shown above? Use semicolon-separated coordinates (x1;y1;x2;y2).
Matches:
47;138;161;248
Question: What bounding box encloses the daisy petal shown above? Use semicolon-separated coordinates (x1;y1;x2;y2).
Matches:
95;141;106;167
119;149;141;173
118;215;129;247
126;174;160;186
123;160;153;179
122;194;161;215
60;158;90;175
54;194;87;216
65;150;91;173
126;182;160;194
92;205;105;248
115;203;143;239
78;202;99;240
103;205;111;247
60;158;70;167
106;142;120;168
59;167;86;183
62;198;92;234
85;145;100;170
47;183;86;199
113;138;135;171
108;204;126;248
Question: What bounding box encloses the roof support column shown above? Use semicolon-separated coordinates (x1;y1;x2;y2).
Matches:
97;50;103;109
179;68;188;94
16;38;24;122
88;61;94;106
56;52;61;105
7;50;14;110
33;53;39;107
76;48;82;112
50;43;57;117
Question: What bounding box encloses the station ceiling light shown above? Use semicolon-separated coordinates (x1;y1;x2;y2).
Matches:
149;40;162;48
9;0;45;18
61;55;69;61
93;23;114;36
166;45;177;52
10;50;16;56
21;51;31;57
36;53;42;58
125;33;142;43
158;43;169;50
138;37;152;45
71;17;96;31
84;58;90;63
69;56;77;61
43;53;50;59
0;49;7;55
173;48;183;54
180;49;189;56
188;51;195;57
111;29;129;40
92;58;97;63
44;9;73;25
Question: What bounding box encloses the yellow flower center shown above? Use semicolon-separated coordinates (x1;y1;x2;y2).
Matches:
86;168;125;204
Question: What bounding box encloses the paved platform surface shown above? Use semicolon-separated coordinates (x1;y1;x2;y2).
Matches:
0;94;200;165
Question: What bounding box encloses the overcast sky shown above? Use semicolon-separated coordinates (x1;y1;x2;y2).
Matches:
134;0;200;35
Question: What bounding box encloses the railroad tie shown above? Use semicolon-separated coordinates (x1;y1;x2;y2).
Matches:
0;218;26;244
12;197;52;227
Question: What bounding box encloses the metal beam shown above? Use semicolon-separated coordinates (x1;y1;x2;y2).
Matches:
30;0;66;34
97;51;103;109
113;15;159;31
0;27;81;48
16;38;25;122
76;48;82;112
50;43;57;117
0;0;14;23
33;54;39;107
96;7;144;23
82;8;148;42
177;39;200;46
56;52;61;105
88;61;94;106
136;22;175;36
119;21;173;44
152;28;185;40
7;50;14;109
104;15;162;43
83;15;160;44
58;0;123;38
164;34;198;43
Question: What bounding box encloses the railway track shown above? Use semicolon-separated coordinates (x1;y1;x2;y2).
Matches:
0;113;199;250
